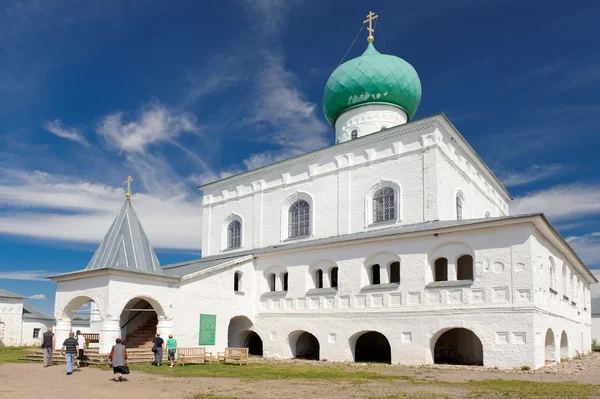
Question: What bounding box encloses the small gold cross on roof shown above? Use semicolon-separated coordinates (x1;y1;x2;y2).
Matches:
125;176;133;199
363;11;379;43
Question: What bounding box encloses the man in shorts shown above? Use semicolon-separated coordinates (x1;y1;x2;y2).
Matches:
75;330;86;368
167;334;177;367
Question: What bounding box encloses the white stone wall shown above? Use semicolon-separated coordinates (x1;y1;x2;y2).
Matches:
21;319;54;347
334;104;408;143
201;116;510;257
0;298;24;346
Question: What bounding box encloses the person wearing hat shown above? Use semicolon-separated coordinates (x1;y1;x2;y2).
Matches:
166;334;177;368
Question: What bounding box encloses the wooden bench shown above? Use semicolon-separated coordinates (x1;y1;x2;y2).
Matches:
81;333;99;349
217;347;249;366
175;347;212;366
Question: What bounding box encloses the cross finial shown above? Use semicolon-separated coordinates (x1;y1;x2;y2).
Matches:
125;176;133;199
363;11;379;43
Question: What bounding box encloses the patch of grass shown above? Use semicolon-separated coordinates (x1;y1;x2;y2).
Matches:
466;379;600;398
131;362;397;381
0;346;33;364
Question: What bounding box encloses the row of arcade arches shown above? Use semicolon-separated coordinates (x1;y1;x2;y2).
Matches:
545;328;570;363
228;316;484;365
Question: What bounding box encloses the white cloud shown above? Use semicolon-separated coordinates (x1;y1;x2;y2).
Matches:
0;270;49;281
0;168;203;250
28;294;46;300
499;164;564;187
511;184;600;220
43;119;89;146
97;103;199;153
566;232;600;269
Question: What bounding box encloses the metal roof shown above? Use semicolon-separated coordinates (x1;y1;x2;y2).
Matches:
22;304;55;321
85;198;162;274
0;289;25;299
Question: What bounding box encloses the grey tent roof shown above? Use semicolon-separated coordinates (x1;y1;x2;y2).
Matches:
85;199;162;274
0;289;25;299
22;304;55;321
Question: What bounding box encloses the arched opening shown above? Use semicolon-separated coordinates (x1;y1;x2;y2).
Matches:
268;273;276;292
457;255;473;280
331;267;339;288
545;329;556;364
371;264;381;285
433;328;483;366
283;272;289;291
289;331;320;360
390;261;400;283
434;258;448;282
120;298;161;348
227;316;263;356
560;331;568;360
315;269;323;289
234;271;241;292
353;331;391;363
244;331;264;356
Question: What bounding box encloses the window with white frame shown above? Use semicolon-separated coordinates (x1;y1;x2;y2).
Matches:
33;328;40;338
373;187;395;223
227;220;241;249
289;200;310;238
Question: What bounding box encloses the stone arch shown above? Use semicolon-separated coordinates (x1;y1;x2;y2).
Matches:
309;260;338;289
60;295;103;320
429;242;474;282
117;294;166;319
545;328;556;364
560;331;568;361
432;328;483;366
227;315;263;356
264;265;287;292
289;330;320;360
350;330;391;364
118;296;166;345
364;252;400;285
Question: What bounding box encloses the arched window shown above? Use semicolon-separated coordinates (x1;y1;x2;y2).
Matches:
227;220;242;249
331;267;339;288
283;272;289;292
371;264;381;285
373;187;395;223
390;261;400;283
456;194;464;220
456;255;473;280
484;211;491;218
315;269;323;289
549;263;556;290
268;273;276;292
234;271;241;292
351;129;358;140
289;200;310;238
562;264;568;296
434;258;448;282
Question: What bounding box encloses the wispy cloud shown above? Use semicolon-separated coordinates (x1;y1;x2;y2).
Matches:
0;270;50;281
43;119;89;146
28;294;46;300
499;164;565;187
511;184;600;220
566;232;600;269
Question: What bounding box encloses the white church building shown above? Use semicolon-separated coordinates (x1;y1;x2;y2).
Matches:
49;15;596;369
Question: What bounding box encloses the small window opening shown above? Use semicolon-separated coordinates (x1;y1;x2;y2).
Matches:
234;271;241;292
33;328;40;338
456;255;473;280
371;264;381;285
283;272;289;292
351;130;358;140
331;267;339;289
315;269;323;289
390;262;400;283
435;258;448;282
268;273;276;292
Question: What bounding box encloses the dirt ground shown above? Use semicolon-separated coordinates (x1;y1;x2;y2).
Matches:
1;354;600;399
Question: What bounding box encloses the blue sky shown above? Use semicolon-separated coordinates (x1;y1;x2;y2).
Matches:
1;0;599;316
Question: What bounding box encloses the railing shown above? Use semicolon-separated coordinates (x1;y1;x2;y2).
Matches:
121;304;152;329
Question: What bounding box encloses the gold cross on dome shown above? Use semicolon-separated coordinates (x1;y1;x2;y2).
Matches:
363;11;379;43
125;175;133;199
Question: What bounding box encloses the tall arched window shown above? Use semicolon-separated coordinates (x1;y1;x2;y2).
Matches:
314;269;323;289
289;200;310;238
227;220;242;249
549;263;556;290
456;194;464;220
268;273;276;292
234;271;241;292
331;267;339;288
390;261;400;283
373;187;395;223
456;255;473;280
371;264;381;285
283;272;289;292
434;258;448;282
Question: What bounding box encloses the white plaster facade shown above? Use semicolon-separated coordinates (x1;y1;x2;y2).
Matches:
0;291;55;347
48;113;596;370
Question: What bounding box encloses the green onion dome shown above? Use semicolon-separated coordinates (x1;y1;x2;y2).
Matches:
322;42;422;125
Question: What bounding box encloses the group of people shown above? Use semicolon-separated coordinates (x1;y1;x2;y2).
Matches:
40;326;130;382
151;333;177;367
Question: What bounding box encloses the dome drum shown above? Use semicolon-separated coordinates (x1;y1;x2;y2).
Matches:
335;104;408;144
